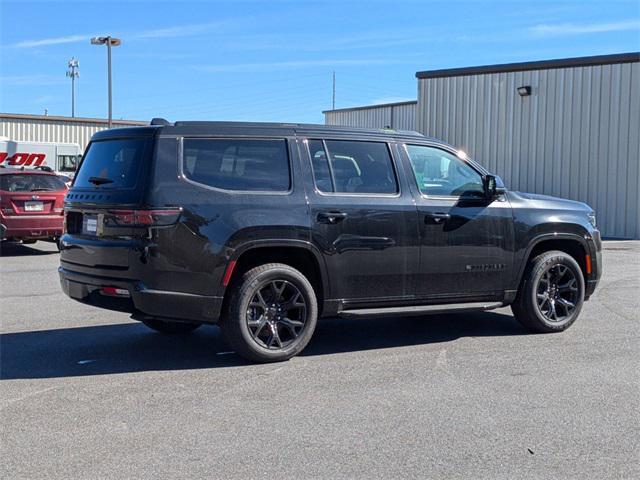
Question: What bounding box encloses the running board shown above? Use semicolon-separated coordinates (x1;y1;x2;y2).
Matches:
337;301;504;319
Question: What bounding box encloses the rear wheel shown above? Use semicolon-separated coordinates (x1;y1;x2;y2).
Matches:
220;263;318;363
512;250;585;333
140;317;201;334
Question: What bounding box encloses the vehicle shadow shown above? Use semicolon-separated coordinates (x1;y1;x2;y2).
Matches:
0;311;526;380
0;242;58;257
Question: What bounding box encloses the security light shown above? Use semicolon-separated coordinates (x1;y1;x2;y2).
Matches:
91;36;121;46
517;86;532;96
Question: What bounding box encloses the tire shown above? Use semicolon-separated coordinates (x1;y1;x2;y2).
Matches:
220;263;318;363
140;317;202;334
21;239;37;245
512;250;585;333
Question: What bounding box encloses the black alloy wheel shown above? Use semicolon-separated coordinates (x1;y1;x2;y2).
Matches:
512;250;585;333
535;263;579;323
221;263;318;363
246;280;307;350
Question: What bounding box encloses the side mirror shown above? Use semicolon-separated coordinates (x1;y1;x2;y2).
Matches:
483;174;506;198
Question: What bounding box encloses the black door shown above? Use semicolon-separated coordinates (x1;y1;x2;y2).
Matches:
300;138;419;305
401;143;514;300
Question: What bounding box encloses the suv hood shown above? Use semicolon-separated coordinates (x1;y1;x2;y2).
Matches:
510;191;592;212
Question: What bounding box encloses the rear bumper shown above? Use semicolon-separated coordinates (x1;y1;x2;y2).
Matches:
58;266;223;323
0;214;63;239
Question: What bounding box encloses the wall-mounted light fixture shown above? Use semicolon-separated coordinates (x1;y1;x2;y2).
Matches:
517;86;532;97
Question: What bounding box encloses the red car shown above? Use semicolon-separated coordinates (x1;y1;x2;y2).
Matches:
0;167;67;247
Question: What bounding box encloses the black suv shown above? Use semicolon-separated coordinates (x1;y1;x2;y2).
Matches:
59;121;602;362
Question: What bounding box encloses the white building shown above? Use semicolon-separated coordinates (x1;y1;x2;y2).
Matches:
0;113;146;152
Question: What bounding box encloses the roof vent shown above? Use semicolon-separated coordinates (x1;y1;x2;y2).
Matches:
150;117;171;126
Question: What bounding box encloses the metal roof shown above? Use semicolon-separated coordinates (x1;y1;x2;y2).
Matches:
0;112;147;126
416;52;640;79
322;100;417;114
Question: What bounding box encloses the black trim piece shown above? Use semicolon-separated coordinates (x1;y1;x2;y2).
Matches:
322;100;417;114
338;301;504;319
416;52;640;79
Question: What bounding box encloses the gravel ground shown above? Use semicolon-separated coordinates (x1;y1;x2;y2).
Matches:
1;240;638;479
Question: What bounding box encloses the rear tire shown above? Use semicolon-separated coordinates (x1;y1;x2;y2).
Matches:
140;317;201;334
512;250;585;333
220;263;318;363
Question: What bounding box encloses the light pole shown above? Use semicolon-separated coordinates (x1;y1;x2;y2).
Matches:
90;36;121;128
66;57;79;117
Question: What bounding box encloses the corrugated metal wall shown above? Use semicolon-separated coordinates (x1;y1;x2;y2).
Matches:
417;62;640;239
325;102;417;131
0;115;146;151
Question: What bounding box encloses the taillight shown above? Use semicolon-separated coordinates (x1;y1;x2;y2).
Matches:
108;208;182;227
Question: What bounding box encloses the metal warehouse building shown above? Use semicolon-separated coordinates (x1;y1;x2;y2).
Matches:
324;100;417;130
0;113;146;151
324;52;640;239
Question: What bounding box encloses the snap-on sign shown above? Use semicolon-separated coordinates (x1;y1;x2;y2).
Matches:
0;152;47;166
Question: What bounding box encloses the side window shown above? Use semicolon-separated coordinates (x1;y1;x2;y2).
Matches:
405;145;484;197
57;155;79;172
307;139;398;194
182;139;290;192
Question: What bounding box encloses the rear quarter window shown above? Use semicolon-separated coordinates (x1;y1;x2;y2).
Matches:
74;138;150;189
182;138;290;192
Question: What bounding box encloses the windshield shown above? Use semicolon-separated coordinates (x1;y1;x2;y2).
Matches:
0;174;67;192
74;138;149;189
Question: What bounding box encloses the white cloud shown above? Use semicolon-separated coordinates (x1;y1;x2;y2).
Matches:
193;58;413;73
13;34;91;48
129;21;226;40
7;20;228;49
530;20;640;37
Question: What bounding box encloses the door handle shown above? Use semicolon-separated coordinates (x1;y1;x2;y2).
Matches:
425;212;450;224
317;211;348;224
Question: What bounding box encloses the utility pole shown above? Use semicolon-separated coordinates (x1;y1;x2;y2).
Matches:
66;57;79;117
332;71;336;110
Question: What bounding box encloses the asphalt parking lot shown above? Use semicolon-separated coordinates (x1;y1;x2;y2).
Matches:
1;241;638;479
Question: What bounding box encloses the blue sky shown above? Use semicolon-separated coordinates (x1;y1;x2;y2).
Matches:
1;0;638;123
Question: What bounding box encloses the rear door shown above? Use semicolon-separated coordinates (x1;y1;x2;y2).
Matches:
62;135;155;269
300;137;419;305
400;143;514;300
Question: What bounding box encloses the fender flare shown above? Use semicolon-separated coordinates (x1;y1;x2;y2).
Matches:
225;239;331;299
514;232;590;287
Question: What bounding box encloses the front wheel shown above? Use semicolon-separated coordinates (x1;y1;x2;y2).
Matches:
220;263;318;363
512;250;585;333
140;317;202;334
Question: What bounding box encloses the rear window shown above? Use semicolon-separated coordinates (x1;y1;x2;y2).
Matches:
183;139;290;192
74;138;149;189
0;174;66;192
